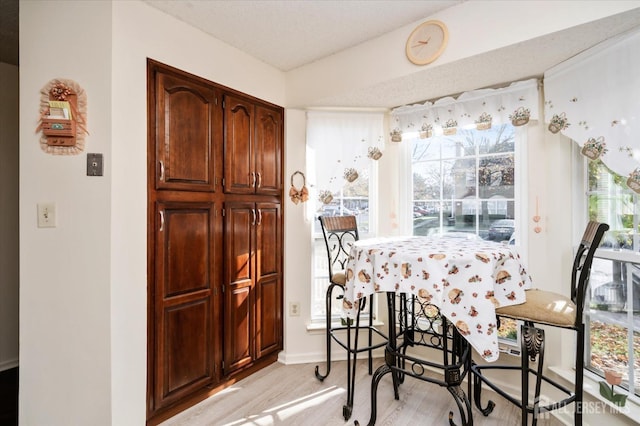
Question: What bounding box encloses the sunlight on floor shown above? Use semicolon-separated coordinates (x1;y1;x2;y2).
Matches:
221;386;345;425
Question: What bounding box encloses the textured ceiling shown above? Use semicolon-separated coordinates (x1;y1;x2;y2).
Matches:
5;1;640;108
144;0;464;71
317;8;640;108
143;0;640;108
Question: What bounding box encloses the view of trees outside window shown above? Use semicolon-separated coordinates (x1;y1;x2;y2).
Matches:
585;160;640;395
410;124;516;242
410;124;520;343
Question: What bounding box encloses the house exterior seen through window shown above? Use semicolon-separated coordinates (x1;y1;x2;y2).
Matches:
410;124;517;242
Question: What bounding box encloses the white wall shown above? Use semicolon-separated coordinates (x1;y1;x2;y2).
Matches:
18;1;640;425
20;1;113;424
110;1;287;424
0;62;19;371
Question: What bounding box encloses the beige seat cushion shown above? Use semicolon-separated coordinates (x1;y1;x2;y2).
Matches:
495;289;576;327
331;271;346;286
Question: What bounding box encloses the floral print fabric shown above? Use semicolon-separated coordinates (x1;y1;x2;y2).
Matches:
344;236;532;362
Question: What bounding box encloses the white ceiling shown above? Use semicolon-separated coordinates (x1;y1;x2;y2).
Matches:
144;0;465;72
5;1;640;108
143;1;640;108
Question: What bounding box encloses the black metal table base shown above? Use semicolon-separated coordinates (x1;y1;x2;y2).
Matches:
355;293;474;426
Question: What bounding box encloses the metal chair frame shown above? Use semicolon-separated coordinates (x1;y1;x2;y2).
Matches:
314;215;387;421
471;221;609;425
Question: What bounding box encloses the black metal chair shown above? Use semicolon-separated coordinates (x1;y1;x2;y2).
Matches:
314;215;387;420
472;221;609;425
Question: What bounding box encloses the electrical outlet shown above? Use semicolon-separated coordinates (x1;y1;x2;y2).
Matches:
37;203;56;228
289;302;300;317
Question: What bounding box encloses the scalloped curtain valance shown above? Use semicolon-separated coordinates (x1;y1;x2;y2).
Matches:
544;27;640;192
389;78;540;136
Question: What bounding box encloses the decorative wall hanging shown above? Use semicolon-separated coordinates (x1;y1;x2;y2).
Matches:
533;196;542;234
288;171;309;205
36;78;88;155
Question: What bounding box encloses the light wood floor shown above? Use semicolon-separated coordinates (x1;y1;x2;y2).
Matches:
160;360;563;426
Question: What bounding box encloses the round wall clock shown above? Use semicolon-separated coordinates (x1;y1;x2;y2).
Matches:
405;20;449;65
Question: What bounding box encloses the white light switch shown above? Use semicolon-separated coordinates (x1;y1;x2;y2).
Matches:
37;203;56;228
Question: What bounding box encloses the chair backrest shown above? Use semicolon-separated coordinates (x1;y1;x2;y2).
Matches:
318;215;359;279
572;221;609;322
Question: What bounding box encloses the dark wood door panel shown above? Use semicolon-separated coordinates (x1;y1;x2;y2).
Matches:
155;72;218;192
256;202;281;277
161;205;212;297
256;275;281;357
152;200;220;412
157;297;213;407
155;202;218;295
255;106;282;195
224;202;254;284
224;282;254;373
223;95;254;194
255;202;282;358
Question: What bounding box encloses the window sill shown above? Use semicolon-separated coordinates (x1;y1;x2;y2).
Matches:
548;366;639;424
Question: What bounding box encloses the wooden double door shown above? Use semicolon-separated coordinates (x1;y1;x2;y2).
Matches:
147;59;283;423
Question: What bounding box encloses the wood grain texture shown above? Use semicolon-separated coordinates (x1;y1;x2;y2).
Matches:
160;360;563;425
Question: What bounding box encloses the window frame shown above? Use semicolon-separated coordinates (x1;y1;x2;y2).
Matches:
399;123;529;259
575;145;640;400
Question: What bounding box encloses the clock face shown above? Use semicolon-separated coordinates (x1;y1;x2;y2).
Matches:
406;20;448;65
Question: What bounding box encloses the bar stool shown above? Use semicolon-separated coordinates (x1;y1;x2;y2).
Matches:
314;215;387;420
472;221;609;425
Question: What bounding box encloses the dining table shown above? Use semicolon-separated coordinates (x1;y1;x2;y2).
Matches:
345;234;533;425
343;234;533;362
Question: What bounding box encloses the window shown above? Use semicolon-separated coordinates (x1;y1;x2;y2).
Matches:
307;111;383;322
584;159;640;398
409;124;518;242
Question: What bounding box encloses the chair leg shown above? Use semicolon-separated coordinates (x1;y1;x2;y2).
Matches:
522;324;545;426
344;304;361;421
315;283;337;381
575;324;585;426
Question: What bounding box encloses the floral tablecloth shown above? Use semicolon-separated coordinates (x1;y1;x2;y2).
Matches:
344;236;533;362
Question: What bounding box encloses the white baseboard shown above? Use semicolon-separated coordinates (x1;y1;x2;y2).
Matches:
0;358;19;372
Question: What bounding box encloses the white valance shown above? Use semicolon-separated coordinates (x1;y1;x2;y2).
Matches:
390;79;540;136
544;27;640;193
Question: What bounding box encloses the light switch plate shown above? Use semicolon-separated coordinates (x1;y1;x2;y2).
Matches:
87;153;103;176
37;203;56;228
